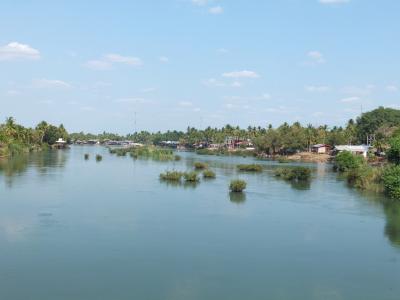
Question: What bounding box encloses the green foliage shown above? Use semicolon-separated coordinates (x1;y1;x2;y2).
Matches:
277;157;290;163
183;171;200;182
160;170;183;181
356;107;400;142
203;169;216;178
382;165;400;199
388;136;400;165
84;154;89;160
174;155;181;161
109;146;175;161
229;179;247;192
346;165;383;192
334;151;365;172
194;162;208;169
274;166;311;181
95;154;103;162
237;164;263;172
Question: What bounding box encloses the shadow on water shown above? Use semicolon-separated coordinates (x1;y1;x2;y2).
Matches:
290;180;311;190
229;192;246;204
383;200;400;248
0;150;68;187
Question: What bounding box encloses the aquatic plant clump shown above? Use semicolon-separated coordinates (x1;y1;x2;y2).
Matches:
183;171;200;182
96;154;103;162
194;162;208;169
160;170;183;181
237;164;263;172
109;146;175;161
84;153;89;160
229;179;247;192
203;169;216;179
274;166;311;181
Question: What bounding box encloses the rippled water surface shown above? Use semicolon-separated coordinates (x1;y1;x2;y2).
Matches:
0;146;399;300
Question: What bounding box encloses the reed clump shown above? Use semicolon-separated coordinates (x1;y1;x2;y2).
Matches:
237;164;263;172
229;179;247;192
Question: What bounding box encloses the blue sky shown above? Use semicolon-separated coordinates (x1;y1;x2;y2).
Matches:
1;0;399;133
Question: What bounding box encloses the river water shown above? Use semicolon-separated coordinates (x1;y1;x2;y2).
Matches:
0;146;399;300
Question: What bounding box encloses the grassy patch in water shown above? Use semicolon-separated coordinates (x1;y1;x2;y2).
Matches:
183;171;200;182
160;170;183;181
203;169;216;179
274;166;311;181
229;179;247;192
194;162;208;169
237;164;263;172
95;154;103;162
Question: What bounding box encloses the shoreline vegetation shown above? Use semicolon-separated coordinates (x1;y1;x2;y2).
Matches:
2;106;400;200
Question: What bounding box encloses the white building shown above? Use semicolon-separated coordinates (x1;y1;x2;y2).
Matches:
334;145;371;158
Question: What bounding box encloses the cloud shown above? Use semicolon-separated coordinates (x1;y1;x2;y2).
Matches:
305;85;330;92
179;101;193;107
203;78;226;87
231;81;242;88
341;85;374;96
222;70;259;78
104;54;142;66
0;42;40;61
192;0;209;6
307;51;325;64
85;60;112;70
159;56;169;63
32;79;71;88
6;90;20;96
340;96;360;103
217;48;229;54
319;0;350;4
209;6;223;14
86;53;142;70
115;97;147;104
386;85;398;92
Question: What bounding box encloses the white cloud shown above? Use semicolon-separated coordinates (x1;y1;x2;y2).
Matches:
6;90;20;96
217;48;229;54
340;96;360;103
115;97;147;104
32;79;71;88
192;0;209;6
386;85;398;92
159;56;169;63
231;81;242;88
85;60;112;70
86;53;142;70
261;93;271;100
179;101;193;107
305;85;330;92
203;78;226;87
222;70;259;78
319;0;350;4
342;85;374;96
307;51;325;64
104;54;142;66
209;6;223;14
0;42;40;61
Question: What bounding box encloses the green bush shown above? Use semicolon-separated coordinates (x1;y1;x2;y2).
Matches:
84;153;89;160
160;170;183;181
174;155;181;161
334;151;365;172
194;162;208;169
388;136;400;165
95;154;102;162
203;169;216;178
382;165;400;199
183;171;200;182
274;166;311;181
277;157;289;163
237;164;263;172
229;179;247;192
347;165;383;192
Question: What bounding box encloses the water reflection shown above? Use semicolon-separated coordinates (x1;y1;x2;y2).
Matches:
383;201;400;248
290;180;311;190
229;192;246;204
0;150;68;186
